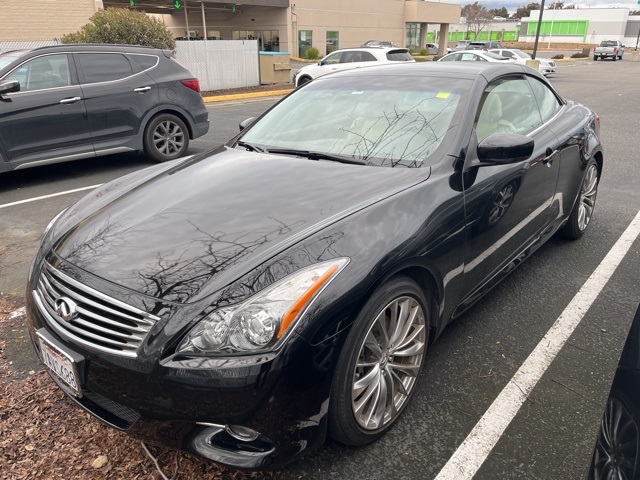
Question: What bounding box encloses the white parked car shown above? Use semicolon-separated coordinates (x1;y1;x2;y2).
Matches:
294;47;414;87
489;48;557;76
437;50;515;64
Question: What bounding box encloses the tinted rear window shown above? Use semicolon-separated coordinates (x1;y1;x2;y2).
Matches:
77;53;133;83
128;54;158;71
386;50;413;61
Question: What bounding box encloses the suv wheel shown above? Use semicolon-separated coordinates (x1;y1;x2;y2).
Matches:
144;114;189;162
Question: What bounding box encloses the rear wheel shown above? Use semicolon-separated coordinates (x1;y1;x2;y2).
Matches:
612;55;617;61
329;276;429;446
560;159;599;240
143;114;189;163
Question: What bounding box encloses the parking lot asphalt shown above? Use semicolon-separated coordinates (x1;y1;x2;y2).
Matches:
1;58;640;479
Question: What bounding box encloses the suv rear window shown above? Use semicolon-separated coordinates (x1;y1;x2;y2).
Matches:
128;54;158;71
386;50;413;61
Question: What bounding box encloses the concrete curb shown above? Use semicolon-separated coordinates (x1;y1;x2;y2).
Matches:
203;89;293;103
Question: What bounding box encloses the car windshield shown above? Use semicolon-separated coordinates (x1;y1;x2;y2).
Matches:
512;49;531;59
239;75;470;168
485;51;511;60
0;50;28;71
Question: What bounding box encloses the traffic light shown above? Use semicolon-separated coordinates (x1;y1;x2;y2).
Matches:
130;0;135;5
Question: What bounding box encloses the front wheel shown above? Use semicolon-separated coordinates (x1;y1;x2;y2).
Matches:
296;75;312;87
143;114;189;163
328;276;430;446
560;159;599;240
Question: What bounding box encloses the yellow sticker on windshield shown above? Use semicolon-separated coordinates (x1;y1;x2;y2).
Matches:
436;92;451;99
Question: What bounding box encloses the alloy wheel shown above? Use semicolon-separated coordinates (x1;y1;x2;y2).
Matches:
351;296;426;430
592;396;639;479
578;163;599;232
153;120;185;157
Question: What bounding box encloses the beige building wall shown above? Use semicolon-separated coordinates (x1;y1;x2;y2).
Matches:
0;0;101;41
293;0;406;54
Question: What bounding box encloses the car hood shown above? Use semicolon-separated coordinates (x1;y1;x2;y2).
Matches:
53;147;430;304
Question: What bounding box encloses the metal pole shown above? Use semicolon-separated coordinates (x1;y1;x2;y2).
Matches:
531;0;546;60
547;17;553;49
636;27;640;51
184;0;190;40
201;1;207;41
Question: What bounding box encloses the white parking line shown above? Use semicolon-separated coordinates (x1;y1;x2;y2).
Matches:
0;184;102;210
435;209;640;480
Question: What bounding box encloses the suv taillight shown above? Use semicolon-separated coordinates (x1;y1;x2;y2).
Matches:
181;79;201;93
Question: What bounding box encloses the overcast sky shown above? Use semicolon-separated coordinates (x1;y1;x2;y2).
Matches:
443;0;639;14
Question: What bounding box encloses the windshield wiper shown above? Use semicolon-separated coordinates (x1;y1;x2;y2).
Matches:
236;140;265;153
266;148;366;165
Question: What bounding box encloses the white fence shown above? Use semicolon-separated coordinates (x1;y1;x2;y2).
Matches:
175;40;260;91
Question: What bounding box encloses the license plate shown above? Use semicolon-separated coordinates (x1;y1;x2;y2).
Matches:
38;334;82;397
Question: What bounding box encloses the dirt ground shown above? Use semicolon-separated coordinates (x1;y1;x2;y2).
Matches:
0;291;283;479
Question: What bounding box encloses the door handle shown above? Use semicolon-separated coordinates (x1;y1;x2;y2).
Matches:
59;96;82;104
134;86;151;93
543;148;557;167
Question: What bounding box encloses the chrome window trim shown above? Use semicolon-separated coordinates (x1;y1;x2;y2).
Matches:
0;51;159;94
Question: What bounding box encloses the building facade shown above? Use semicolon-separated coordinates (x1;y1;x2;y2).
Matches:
0;0;103;42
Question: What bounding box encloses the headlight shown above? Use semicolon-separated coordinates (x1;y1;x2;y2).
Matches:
177;258;349;355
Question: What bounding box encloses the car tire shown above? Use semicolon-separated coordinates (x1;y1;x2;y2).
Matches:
560;159;599;240
593;56;598;61
612;55;617;61
296;75;312;87
143;114;189;163
589;390;640;480
328;276;430;446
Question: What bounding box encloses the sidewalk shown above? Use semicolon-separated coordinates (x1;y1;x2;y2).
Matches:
202;83;294;103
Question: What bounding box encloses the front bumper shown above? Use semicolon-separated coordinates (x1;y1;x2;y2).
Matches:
25;281;334;468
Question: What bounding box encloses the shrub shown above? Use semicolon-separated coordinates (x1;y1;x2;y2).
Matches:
306;47;320;60
570;52;589;58
551;54;564;59
61;8;176;51
419;48;429;56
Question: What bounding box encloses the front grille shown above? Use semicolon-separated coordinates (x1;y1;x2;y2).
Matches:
33;262;160;357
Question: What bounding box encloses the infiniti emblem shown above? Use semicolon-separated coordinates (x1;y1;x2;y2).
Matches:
54;297;78;322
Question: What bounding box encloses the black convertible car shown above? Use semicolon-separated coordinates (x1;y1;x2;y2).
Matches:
25;63;603;468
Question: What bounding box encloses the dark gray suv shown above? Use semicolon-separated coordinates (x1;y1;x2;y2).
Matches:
0;44;209;172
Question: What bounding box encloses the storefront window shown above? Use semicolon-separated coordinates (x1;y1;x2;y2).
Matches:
406;23;421;53
326;31;339;55
299;30;313;58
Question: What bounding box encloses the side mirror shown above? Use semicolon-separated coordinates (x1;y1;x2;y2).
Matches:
318;61;324;66
239;117;255;132
0;80;20;96
477;133;534;164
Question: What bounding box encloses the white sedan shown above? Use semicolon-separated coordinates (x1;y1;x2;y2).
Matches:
437;50;515;64
489;48;557;76
294;47;414;87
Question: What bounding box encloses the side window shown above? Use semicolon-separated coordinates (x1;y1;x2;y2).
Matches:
4;54;72;92
323;52;342;65
527;77;562;123
77;53;133;84
128;54;158;71
360;51;377;62
475;77;543;141
440;53;459;61
460;53;477;61
342;52;372;63
502;51;514;58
